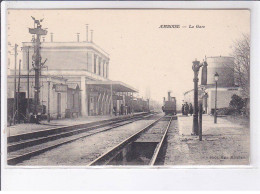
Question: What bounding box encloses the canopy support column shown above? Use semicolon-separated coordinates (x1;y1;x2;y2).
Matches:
80;76;87;116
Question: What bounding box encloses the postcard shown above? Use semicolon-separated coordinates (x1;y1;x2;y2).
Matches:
3;8;251;167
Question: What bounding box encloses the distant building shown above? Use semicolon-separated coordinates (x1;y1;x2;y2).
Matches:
183;56;242;114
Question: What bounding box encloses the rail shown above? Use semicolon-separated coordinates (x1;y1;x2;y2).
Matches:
149;116;173;166
88;115;171;166
7;112;153;165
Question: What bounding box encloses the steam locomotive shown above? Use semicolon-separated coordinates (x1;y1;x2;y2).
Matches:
162;92;177;115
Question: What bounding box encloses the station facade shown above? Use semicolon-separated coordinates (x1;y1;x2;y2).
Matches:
183;56;242;114
7;31;141;122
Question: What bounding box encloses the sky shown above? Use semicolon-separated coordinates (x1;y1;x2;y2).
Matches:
7;9;250;105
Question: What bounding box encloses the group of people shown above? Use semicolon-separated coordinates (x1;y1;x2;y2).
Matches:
113;104;132;116
182;102;193;116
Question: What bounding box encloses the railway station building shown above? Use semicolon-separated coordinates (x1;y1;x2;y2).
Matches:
183;56;242;114
7;28;138;122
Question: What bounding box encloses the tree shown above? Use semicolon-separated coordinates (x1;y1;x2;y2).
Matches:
231;34;250;99
229;94;244;114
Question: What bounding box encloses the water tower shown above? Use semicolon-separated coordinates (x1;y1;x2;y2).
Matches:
206;56;235;87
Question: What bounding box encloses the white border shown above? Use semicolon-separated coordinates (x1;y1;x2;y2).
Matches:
1;1;260;190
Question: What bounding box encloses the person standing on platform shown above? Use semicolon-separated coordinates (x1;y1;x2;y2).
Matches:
125;105;128;115
182;104;185;115
120;104;124;115
184;102;189;116
113;106;117;116
128;105;130;114
189;103;193;116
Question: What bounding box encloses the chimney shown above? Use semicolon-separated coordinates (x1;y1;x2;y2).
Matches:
90;30;93;42
168;91;171;101
50;33;53;42
163;97;165;103
77;33;80;42
86;24;89;42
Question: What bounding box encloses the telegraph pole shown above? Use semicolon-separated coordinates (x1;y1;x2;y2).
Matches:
17;59;21;123
27;46;30;122
13;44;18;125
29;17;47;124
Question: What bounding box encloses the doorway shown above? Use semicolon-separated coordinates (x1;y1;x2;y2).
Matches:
57;93;61;118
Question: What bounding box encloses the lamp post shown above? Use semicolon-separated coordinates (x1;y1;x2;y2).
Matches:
199;86;206;141
214;72;219;124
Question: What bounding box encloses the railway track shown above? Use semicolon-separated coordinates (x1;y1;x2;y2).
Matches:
7;112;154;165
88;115;174;166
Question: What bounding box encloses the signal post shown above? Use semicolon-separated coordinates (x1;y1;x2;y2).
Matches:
29;17;48;123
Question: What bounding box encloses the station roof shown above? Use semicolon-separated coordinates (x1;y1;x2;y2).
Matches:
87;80;138;93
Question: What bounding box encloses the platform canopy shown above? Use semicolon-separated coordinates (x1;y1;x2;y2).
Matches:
87;80;138;93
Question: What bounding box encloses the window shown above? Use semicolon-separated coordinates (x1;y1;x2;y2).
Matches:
72;93;75;108
103;61;105;77
86;52;88;71
98;58;101;75
94;55;97;73
106;63;109;78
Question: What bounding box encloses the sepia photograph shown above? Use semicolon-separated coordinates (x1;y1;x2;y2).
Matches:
4;8;250;167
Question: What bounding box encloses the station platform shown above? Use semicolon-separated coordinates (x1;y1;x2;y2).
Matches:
6;112;147;137
164;114;250;165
